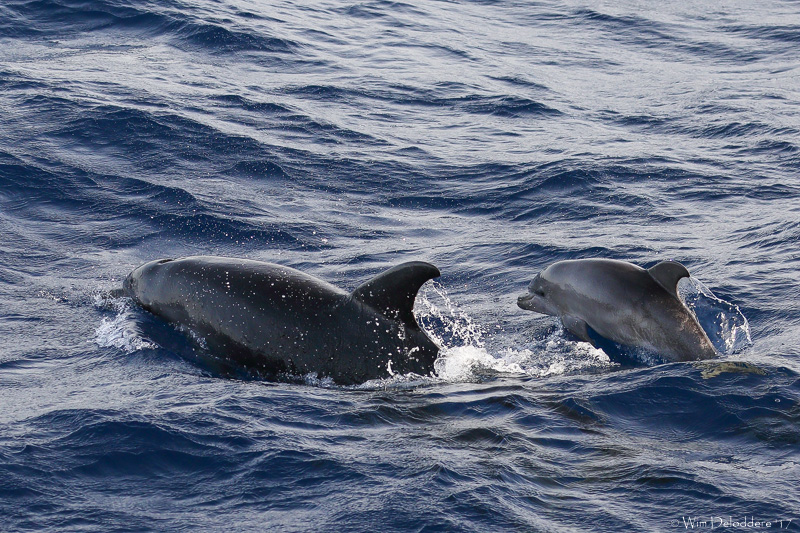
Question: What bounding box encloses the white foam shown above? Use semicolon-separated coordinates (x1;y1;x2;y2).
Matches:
433;345;523;382
516;333;614;377
93;293;158;353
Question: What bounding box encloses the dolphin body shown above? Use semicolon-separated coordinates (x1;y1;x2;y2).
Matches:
123;256;441;384
517;259;717;361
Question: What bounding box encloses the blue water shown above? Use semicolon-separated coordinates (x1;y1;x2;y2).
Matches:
1;0;799;530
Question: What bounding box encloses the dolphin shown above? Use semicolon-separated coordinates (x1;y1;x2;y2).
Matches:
517;259;717;361
123;256;441;384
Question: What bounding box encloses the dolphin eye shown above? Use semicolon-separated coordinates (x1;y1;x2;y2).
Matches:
535;289;545;297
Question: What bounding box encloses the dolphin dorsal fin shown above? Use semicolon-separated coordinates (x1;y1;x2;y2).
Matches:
647;260;690;299
352;261;440;328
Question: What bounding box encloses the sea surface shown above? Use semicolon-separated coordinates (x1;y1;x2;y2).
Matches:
1;0;799;531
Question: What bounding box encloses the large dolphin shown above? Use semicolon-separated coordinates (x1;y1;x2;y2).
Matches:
123;256;441;384
517;259;717;361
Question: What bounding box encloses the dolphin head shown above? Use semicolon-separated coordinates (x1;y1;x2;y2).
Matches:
123;258;175;305
517;271;560;316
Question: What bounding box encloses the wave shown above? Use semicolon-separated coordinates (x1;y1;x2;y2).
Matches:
2;0;299;54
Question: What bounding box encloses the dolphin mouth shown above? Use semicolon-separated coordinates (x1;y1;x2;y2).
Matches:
517;292;556;315
517;292;542;312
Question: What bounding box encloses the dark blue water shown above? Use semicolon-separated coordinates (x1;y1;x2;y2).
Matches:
2;0;799;531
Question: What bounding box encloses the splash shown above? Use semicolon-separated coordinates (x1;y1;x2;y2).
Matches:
413;282;613;384
416;281;486;349
433;345;526;382
514;336;613;377
416;281;512;382
678;277;752;355
93;292;158;352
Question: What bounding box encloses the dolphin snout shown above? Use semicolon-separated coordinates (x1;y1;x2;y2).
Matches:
517;288;558;316
517;292;536;311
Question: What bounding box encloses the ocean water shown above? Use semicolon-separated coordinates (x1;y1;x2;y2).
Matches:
1;0;799;531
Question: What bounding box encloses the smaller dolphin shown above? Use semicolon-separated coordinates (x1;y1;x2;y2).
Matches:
123;256;441;384
517;259;716;361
